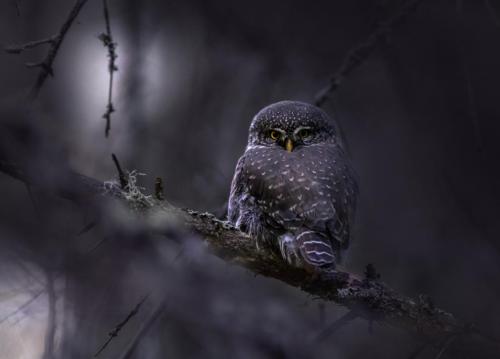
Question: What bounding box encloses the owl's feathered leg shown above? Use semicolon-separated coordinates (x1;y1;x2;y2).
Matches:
278;230;337;271
297;231;336;269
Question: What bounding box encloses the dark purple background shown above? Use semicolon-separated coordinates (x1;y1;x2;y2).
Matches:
0;1;499;358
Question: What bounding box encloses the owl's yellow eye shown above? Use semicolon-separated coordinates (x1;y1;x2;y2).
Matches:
298;129;311;139
269;130;280;141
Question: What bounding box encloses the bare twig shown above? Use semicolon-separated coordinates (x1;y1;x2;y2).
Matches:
118;300;167;359
111;153;128;189
314;310;358;342
30;0;89;99
314;0;425;107
434;334;459;359
94;294;149;357
85;237;109;254
76;220;97;236
5;36;58;54
154;177;164;201
4;0;89;99
0;289;44;325
42;270;57;359
100;0;118;137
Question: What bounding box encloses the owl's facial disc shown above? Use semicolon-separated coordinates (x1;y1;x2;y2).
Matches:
248;101;341;149
264;126;317;152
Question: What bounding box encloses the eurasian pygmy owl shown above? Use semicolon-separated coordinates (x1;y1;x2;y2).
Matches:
228;101;358;271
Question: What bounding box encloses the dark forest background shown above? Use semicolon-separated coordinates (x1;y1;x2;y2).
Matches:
0;0;500;358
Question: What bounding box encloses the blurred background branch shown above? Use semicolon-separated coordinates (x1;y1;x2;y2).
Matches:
99;0;118;138
314;0;425;107
4;0;89;99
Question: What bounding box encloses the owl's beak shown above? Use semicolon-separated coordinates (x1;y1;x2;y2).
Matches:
285;138;294;152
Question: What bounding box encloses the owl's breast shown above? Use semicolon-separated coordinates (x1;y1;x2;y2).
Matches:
243;145;352;226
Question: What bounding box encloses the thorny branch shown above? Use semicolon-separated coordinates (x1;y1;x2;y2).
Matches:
0;159;498;350
93;294;149;357
4;0;89;99
99;0;118;137
314;0;425;107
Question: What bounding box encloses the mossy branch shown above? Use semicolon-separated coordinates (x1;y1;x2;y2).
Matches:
0;158;495;347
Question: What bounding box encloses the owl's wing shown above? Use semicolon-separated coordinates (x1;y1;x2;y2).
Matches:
228;154;267;239
316;159;358;251
274;150;358;254
228;155;247;224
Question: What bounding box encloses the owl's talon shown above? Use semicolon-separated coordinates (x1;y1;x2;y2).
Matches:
278;234;301;266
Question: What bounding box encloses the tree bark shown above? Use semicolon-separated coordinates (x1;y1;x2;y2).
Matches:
0;158;474;343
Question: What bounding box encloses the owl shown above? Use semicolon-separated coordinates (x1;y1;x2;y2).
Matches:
228;101;358;271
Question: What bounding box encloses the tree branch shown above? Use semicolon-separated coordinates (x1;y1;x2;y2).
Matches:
0;158;498;347
314;0;425;107
4;36;58;54
111;153;128;189
99;0;118;137
4;0;89;99
94;294;149;357
118;300;166;359
0;289;44;325
42;269;57;359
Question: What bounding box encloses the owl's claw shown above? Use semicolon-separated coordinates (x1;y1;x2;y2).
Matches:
278;234;301;266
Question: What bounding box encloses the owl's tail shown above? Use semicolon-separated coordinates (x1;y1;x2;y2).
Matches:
278;230;336;270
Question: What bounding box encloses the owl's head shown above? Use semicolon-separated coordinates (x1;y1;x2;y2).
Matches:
248;101;341;152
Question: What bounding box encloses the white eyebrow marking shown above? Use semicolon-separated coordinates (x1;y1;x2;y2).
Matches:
293;126;312;135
